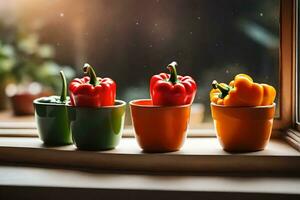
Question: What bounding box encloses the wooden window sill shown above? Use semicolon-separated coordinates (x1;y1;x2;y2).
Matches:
0;136;299;173
0;134;300;199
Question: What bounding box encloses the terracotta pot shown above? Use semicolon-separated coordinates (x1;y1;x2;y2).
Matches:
130;99;191;153
10;91;51;116
0;83;7;111
211;103;275;152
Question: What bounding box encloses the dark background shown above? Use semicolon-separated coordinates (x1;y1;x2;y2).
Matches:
1;0;280;121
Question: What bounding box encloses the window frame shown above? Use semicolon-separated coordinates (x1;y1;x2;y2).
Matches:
275;0;295;131
0;0;296;138
295;0;300;130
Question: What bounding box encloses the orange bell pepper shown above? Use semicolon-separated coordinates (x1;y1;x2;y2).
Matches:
210;74;276;106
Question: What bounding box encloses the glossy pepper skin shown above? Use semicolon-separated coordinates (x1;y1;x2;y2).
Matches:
150;61;197;106
210;74;276;106
69;63;116;107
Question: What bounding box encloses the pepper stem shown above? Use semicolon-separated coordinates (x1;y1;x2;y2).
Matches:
83;63;99;86
167;61;179;84
59;71;67;102
212;80;231;99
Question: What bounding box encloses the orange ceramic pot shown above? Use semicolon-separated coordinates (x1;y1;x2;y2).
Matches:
130;99;191;152
211;103;275;152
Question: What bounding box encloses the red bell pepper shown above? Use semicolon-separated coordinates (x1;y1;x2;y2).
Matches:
150;61;197;106
69;63;116;107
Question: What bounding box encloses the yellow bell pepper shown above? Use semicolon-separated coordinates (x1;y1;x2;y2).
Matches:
210;83;229;105
210;74;276;106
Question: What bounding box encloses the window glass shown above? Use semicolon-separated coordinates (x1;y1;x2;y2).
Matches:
0;0;280;128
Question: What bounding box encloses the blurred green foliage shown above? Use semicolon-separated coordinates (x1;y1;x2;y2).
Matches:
0;22;74;92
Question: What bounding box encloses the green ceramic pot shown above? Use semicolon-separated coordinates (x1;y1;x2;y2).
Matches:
33;71;72;146
68;100;126;151
34;99;73;146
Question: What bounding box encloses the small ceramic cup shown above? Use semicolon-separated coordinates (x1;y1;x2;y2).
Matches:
34;99;73;146
130;99;191;152
211;103;276;152
68;100;126;151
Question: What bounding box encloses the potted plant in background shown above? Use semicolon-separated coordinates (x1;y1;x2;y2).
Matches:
0;42;14;110
2;33;75;115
